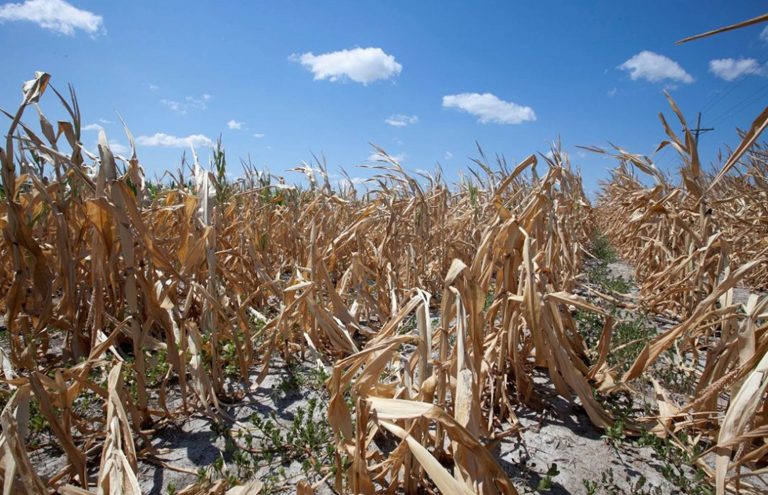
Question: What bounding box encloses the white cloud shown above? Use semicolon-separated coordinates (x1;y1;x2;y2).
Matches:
107;141;128;154
0;0;103;36
98;118;112;124
148;84;159;91
161;100;183;112
709;58;762;81
253;133;265;138
161;94;211;114
442;92;536;124
136;133;213;148
227;120;245;130
88;140;128;156
607;87;618;97
618;51;693;84
292;47;402;84
444;151;453;160
385;114;418;127
761;26;768;42
82;123;102;132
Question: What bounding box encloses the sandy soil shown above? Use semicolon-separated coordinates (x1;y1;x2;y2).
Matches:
11;259;768;493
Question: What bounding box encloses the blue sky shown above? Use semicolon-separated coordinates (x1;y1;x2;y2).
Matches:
1;1;767;193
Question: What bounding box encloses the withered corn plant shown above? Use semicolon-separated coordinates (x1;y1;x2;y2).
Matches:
320;154;618;494
593;89;768;494
0;66;765;495
0;73;613;494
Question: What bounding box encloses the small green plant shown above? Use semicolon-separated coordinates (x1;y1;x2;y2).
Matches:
591;232;618;263
577;309;654;375
146;349;171;386
585;233;633;295
574;308;605;349
27;400;52;448
588;263;632;294
583;477;599;495
201;363;335;493
583;469;662;495
652;350;697;395
221;341;239;379
602;417;626;447
121;357;141;404
166;480;177;495
218;397;336;490
599;389;635;419
196;466;208;484
609;315;655;373
635;430;712;495
398;315;418;335
270;361;326;401
484;289;495;311
537;462;560;491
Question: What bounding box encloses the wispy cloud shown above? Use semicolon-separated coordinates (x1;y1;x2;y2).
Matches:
161;94;211;114
227;120;245;130
385;114;418;127
709;58;763;81
0;0;103;36
607;87;618;97
136;133;213;148
442;93;536;124
761;26;768;42
88;139;128;156
253;133;265;139
444;151;453;160
618;51;693;84
82;123;103;132
148;83;159;91
107;141;129;154
292;47;402;84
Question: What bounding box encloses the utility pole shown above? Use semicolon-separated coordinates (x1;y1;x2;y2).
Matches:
691;112;714;145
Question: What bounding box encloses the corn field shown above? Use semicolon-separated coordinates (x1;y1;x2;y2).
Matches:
1;19;767;494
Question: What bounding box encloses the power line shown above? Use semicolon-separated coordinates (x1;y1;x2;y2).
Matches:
708;81;768;128
698;56;767;115
700;70;752;114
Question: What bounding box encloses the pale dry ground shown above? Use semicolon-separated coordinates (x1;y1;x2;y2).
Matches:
16;262;667;494
498;376;675;493
131;364;682;495
495;260;678;494
132;371;677;494
133;363;336;495
8;258;765;494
